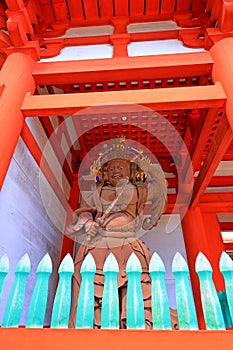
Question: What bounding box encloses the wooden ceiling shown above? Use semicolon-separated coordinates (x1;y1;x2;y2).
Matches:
25;52;231;199
39;0;206;24
32;51;231;178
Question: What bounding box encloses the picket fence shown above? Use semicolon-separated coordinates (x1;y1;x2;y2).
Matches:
0;251;233;330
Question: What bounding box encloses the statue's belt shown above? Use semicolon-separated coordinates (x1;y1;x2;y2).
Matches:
96;228;136;239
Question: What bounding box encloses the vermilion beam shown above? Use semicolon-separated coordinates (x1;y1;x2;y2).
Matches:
183;108;220;182
198;192;233;212
33;52;213;85
221;222;233;230
21;83;226;117
209;176;233;187
190;114;233;208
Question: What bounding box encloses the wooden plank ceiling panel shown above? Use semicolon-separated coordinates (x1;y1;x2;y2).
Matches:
83;0;99;21
98;0;114;19
191;0;205;12
39;0;55;23
114;0;129;16
36;0;212;29
145;0;160;15
66;0;85;20
130;0;145;16
51;0;69;21
160;0;176;14
176;0;192;12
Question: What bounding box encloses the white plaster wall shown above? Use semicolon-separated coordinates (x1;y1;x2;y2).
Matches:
26;118;71;200
40;44;114;62
128;39;205;56
0;137;66;325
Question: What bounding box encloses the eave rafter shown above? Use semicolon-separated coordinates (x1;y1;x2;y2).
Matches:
190;114;233;209
183;107;223;183
198;193;233;213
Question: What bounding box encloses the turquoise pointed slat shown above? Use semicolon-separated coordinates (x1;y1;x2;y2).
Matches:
26;253;53;328
2;254;31;328
220;251;233;323
172;252;198;330
0;254;9;302
196;252;225;330
101;253;119;329
149;252;172;329
51;253;74;328
126;253;145;329
76;253;96;328
218;290;233;328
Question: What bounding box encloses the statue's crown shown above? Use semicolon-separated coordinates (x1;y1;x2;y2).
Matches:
90;137;151;178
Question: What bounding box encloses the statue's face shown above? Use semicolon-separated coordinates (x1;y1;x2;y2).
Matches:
106;159;130;186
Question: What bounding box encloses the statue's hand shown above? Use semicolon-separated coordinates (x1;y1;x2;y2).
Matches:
85;220;99;240
66;211;94;238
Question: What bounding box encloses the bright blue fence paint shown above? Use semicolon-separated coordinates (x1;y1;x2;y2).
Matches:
101;253;120;329
0;254;9;302
149;252;172;329
126;253;145;329
51;253;74;328
2;254;31;328
75;253;96;328
26;253;52;328
196;252;225;330
220;251;233;325
172;252;198;330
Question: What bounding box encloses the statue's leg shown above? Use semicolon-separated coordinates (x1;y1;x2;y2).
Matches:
119;285;127;329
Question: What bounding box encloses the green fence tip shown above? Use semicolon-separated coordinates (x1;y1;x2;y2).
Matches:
103;253;119;273
126;253;142;273
149;251;165;273
37;253;53;274
15;253;31;273
220;251;233;272
0;254;10;273
80;253;96;273
195;252;212;273
172;252;189;273
58;253;74;273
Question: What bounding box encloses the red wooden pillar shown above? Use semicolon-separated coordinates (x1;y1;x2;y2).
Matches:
60;172;79;261
181;206;209;329
0;52;36;189
201;212;225;292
